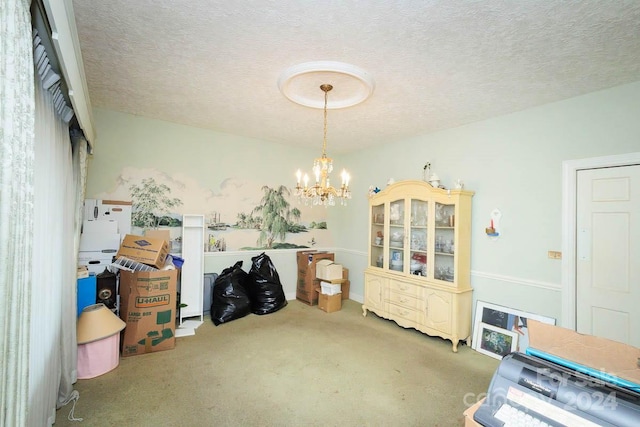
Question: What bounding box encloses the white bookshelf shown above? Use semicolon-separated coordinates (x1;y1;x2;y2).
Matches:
179;214;205;326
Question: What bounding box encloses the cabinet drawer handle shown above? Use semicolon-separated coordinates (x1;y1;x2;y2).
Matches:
399;285;409;291
399;297;409;303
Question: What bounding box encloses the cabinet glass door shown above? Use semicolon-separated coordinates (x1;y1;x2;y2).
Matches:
388;199;405;273
409;199;428;277
434;202;456;282
370;203;384;268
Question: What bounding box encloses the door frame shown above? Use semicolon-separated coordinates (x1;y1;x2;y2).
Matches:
561;152;640;329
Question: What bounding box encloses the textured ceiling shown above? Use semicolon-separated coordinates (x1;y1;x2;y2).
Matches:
71;0;640;153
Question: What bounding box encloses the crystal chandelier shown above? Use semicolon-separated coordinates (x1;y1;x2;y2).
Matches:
295;84;351;206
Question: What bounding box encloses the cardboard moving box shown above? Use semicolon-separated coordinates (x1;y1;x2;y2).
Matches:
117;234;169;269
316;289;342;313
119;269;178;357
313;278;350;300
320;281;342;296
296;250;334;305
463;398;485;427
527;319;640;387
144;229;172;252
316;259;343;281
341;280;350;300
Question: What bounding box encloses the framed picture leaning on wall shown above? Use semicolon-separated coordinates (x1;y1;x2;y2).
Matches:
475;322;519;360
472;300;556;358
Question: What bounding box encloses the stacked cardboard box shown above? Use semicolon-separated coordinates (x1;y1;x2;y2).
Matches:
316;260;343;281
117;233;177;357
317;290;342;313
312;266;350;301
78;224;120;275
83;199;132;238
296;250;334;305
116;234;169;269
342;268;350;300
320;282;342;295
315;264;351;314
119;269;178;357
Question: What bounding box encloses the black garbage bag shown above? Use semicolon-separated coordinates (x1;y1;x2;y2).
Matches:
211;261;251;326
247;252;288;315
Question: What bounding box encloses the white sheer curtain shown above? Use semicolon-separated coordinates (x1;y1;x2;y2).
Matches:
30;66;69;424
0;1;35;426
29;25;84;427
1;1;88;423
58;130;90;408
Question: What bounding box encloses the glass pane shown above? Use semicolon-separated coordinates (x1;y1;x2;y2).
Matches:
371;203;384;268
434;202;455;282
411;199;428;227
389;247;404;272
389;199;404;226
409;199;428;276
389;199;405;272
435;202;455;228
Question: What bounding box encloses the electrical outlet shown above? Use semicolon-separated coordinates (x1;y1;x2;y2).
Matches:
548;251;562;260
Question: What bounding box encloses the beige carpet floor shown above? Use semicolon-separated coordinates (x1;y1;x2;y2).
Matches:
54;299;499;427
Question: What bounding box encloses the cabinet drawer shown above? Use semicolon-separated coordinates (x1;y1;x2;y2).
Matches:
388;303;420;324
388;290;421;309
389;281;421;297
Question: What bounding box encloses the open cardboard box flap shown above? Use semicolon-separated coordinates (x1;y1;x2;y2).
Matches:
528;319;640;384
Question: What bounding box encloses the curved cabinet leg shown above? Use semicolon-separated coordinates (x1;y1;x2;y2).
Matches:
362;305;368;317
451;339;459;353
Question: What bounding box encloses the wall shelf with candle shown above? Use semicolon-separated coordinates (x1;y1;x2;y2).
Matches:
485;209;502;240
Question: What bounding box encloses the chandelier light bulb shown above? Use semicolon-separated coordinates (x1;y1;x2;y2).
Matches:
341;169;350;186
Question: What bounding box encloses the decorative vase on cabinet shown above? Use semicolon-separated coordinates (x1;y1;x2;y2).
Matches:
363;180;474;352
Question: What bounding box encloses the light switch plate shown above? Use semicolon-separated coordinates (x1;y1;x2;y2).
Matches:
548;250;562;259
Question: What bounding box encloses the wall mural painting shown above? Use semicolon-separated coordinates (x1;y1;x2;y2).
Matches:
96;167;332;253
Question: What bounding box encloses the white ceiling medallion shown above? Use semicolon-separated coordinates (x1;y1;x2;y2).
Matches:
278;61;375;109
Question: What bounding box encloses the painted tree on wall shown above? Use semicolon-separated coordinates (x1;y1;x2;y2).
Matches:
236;212;261;229
252;185;301;248
130;177;182;229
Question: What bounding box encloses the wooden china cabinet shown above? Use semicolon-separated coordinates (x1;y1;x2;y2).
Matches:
362;180;474;352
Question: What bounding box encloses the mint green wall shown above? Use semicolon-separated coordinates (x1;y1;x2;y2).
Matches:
86;108;315;198
87;82;640;326
85;109;326;300
334;81;640;323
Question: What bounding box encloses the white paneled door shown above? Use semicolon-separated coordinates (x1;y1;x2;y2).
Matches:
576;165;640;347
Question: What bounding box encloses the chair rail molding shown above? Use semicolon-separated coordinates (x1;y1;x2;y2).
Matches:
471;270;560;291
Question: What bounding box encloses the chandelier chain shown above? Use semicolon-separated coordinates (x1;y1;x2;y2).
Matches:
321;84;332;157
